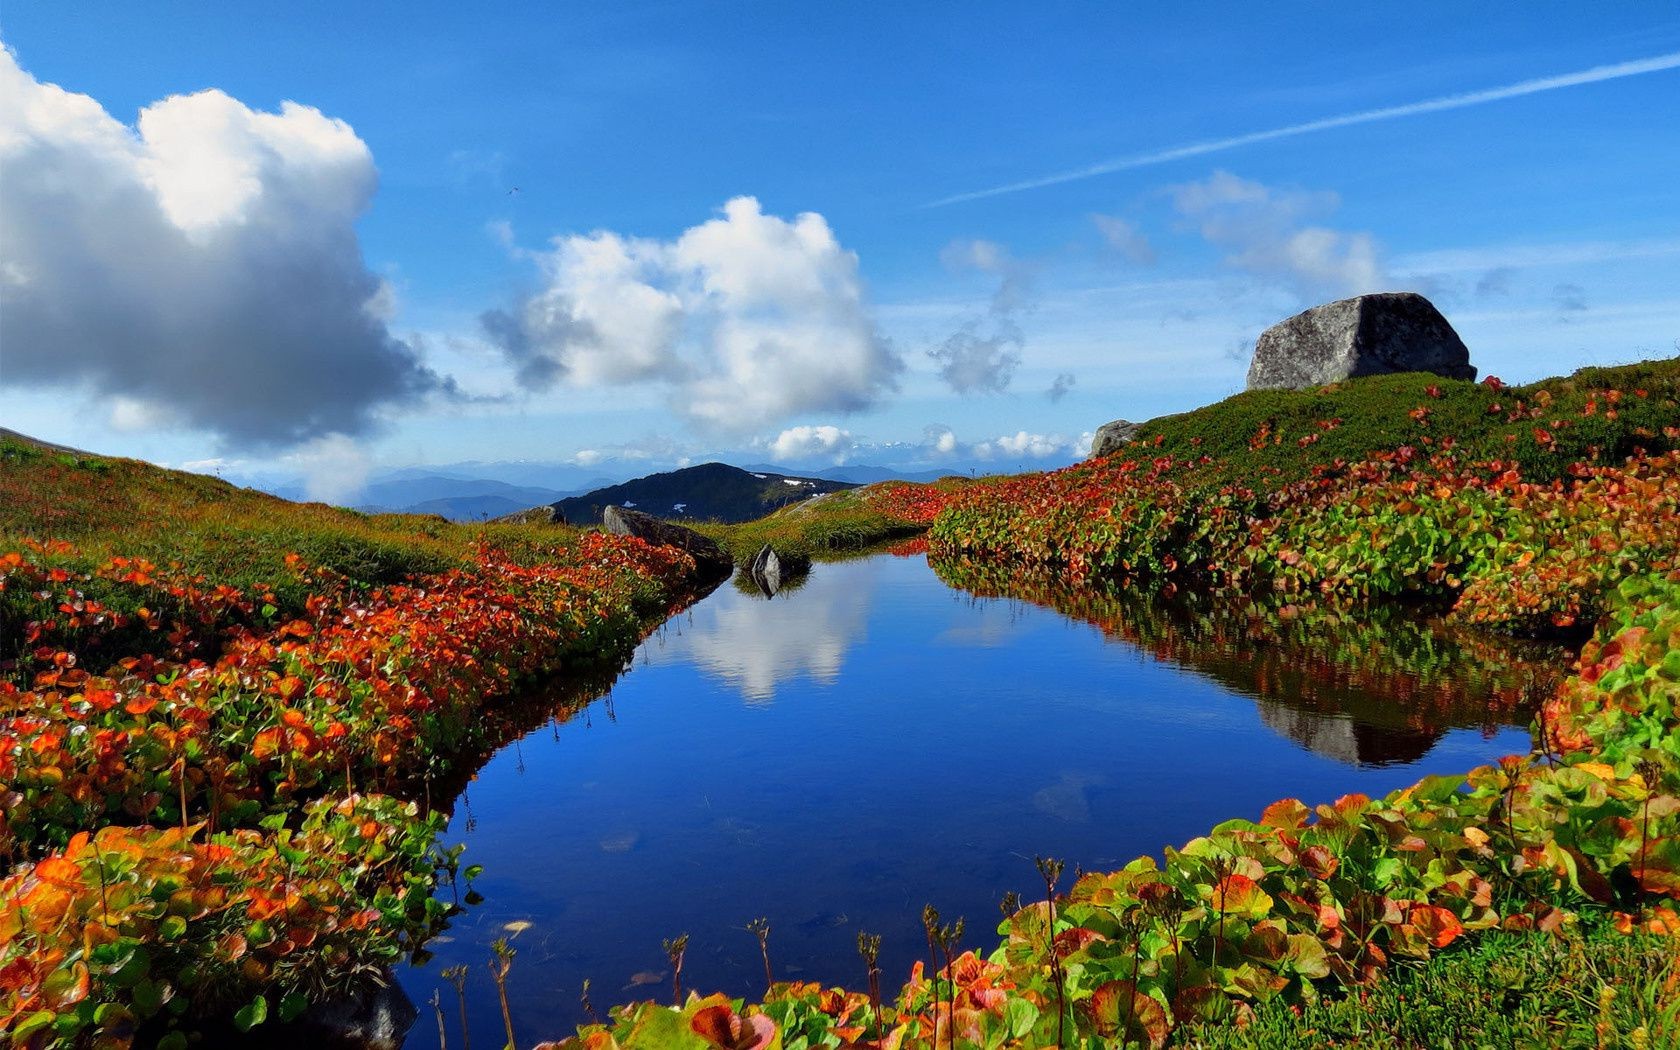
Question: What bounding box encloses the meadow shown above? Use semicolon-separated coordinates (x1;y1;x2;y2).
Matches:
4;357;1679;1048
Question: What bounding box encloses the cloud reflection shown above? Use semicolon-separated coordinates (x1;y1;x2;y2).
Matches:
664;562;879;702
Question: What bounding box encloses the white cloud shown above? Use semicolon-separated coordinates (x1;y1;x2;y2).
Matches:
287;434;371;505
1171;171;1387;299
107;396;181;432
0;44;450;450
768;424;853;462
1091;215;1157;264
986;431;1065;458
929;238;1034;394
924;423;959;455
482;197;902;433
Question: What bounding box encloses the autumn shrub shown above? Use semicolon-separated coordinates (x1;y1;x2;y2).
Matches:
1;452;702;1048
0;795;449;1047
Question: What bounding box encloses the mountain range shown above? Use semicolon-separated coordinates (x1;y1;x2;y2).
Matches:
550;462;857;525
235;459;1007;522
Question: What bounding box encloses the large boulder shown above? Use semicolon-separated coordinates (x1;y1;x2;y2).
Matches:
1246;292;1475;391
1089;419;1141;459
602;505;734;580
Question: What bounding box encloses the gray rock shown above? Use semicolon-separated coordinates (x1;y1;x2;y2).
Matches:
602;505;734;579
747;543;810;597
1090;419;1141;459
490;503;564;525
1246;292;1475;391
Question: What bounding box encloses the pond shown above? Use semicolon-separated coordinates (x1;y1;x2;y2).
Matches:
397;551;1567;1047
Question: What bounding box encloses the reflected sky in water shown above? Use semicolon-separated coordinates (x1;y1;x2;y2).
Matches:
400;554;1546;1047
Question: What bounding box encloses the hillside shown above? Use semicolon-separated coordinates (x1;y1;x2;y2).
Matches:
550;461;856;525
0;429;597;616
1109;356;1680;491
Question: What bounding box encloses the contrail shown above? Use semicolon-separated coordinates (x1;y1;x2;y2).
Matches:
927;51;1680;207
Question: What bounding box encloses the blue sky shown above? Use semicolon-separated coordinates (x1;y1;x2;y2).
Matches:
2;3;1677;494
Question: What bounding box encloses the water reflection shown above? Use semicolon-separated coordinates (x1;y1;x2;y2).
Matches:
929;557;1570;767
399;553;1569;1048
660;558;881;702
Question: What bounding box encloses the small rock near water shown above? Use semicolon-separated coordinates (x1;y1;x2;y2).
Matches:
1089;419;1141;459
748;543;810;597
1246;291;1475;391
601;505;734;580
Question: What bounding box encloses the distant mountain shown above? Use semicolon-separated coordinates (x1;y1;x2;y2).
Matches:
384;493;573;521
552;462;856;525
351;477;581;521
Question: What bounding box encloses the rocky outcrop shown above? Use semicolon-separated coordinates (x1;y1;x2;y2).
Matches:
1089;419;1141;459
747;544;811;597
1246;292;1475;391
491;504;565;526
602;505;734;580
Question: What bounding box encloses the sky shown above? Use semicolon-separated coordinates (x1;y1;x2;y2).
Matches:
2;3;1678;496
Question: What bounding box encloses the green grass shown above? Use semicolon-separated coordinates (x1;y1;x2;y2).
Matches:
0;430;583;614
1127;357;1680;492
1182;917;1679;1049
692;486;922;562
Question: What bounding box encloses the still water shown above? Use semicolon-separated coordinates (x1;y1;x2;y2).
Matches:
398;552;1563;1046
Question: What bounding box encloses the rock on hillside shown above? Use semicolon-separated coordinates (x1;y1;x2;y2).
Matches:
1089;419;1141;459
1246;292;1475;391
602;505;735;580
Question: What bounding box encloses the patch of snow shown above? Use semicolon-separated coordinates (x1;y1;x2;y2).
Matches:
623;500;637;508
781;478;804;486
752;474;768;479
673;503;687;513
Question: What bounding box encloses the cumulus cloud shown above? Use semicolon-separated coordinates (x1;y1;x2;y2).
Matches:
929;238;1033;395
1091;214;1157;264
923;423;959;456
913;424;1086;465
481;197;902;433
1047;372;1076;402
0;44;452;450
1170;170;1387;299
981;431;1067;459
768;424;853;463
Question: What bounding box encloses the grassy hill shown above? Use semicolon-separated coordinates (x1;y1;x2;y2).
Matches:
0;430;587;616
1117;357;1680;491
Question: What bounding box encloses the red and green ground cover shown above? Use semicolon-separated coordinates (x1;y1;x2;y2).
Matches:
0;437;701;1047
